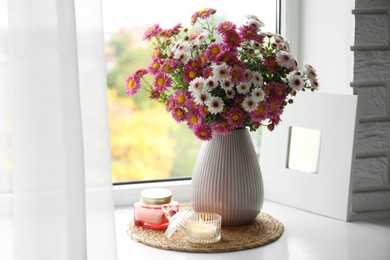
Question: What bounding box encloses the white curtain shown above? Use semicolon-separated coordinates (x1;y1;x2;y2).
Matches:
0;0;118;259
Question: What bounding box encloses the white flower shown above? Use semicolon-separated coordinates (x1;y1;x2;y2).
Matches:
288;72;303;90
244;69;253;82
212;63;230;80
251;88;265;102
194;90;212;105
252;71;264;87
174;50;190;64
171;39;190;53
197;30;209;42
246;15;264;30
304;64;318;81
242;96;258;112
204;77;218;91
236;82;250;94
206;96;225;115
189;77;205;94
276;51;296;69
221;78;233;90
225;89;235;99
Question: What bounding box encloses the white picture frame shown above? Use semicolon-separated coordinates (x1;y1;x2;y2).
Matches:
260;92;358;221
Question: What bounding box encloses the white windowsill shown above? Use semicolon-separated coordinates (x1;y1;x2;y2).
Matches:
113;179;192;207
115;200;390;260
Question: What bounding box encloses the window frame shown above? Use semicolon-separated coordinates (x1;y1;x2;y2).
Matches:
112;0;301;207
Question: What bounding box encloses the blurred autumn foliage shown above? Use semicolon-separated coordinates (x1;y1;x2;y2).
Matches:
105;28;201;183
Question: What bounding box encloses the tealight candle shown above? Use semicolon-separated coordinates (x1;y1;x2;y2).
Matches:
184;212;221;243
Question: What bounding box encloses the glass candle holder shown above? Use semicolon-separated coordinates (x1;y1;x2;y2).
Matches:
134;188;179;230
184;212;221;243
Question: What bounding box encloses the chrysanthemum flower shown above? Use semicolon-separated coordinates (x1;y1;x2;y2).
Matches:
190;8;217;25
189;77;205;94
134;69;148;79
206;96;225;114
239;24;261;41
213;121;232;136
216;49;237;65
212;63;230;80
250;102;267;122
161;59;177;73
237;82;250;94
143;24;163;41
221;79;233;91
193;124;213;141
204;77;218;91
252;71;264;87
173;50;190;64
183;64;200;83
194;90;211;105
288;72;303;90
174;90;189;106
274;83;288;101
276;51;296;70
244;69;253;82
216;21;236;34
263;55;278;73
230;66;245;84
242;96;258;112
165;96;176;112
172;107;186;122
222;30;242;48
225;108;245;128
186;111;203;129
203;67;214;79
251;88;266;102
148;60;161;75
149;90;161;100
125;74;141;96
154;72;172;92
225;89;235;99
205;43;224;62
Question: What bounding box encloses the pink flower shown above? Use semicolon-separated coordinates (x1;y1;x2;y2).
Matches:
202;67;214;79
183;64;200;83
263;55;278;73
190;8;216;25
165;96;176;112
205;43;224;62
172;107;186;122
193;124;213;141
153;72;172;92
213;121;232;136
230;65;245;84
224;108;245;128
125;74;141;96
222;30;242;48
148;60;161;75
174;90;189;106
161;59;177;73
143;24;163;41
216;21;237;34
239;24;260;41
249;102;267;123
186;110;203;129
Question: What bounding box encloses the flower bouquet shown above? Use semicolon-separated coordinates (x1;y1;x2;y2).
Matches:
125;8;319;141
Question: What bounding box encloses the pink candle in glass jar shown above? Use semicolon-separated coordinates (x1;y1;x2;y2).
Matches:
134;188;179;230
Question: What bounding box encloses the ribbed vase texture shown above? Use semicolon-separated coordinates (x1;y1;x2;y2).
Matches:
191;128;264;226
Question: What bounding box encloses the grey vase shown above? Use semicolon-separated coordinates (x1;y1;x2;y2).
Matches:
191;128;264;226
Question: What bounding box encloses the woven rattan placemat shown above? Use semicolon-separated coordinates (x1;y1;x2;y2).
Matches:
128;208;284;253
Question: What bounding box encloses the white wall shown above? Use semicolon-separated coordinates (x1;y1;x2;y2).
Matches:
299;0;355;95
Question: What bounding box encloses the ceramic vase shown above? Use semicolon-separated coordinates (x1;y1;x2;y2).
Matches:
191;128;264;226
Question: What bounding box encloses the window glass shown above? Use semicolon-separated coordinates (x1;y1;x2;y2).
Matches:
102;0;277;183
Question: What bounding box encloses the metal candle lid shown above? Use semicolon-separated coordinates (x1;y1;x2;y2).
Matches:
140;188;172;205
